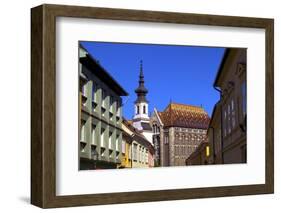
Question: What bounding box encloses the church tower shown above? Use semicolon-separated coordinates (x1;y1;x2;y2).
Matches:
132;61;153;143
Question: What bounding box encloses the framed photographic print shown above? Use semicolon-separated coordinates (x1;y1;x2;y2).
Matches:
31;4;274;208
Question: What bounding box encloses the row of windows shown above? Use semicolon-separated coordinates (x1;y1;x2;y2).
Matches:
174;128;206;133
136;105;146;115
174;138;202;146
132;144;149;164
82;82;121;116
223;81;246;137
80;144;121;161
152;124;160;134
175;134;205;140
80;121;121;151
223;98;235;137
174;145;197;156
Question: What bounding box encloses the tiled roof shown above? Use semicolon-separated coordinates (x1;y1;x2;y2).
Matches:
158;102;210;129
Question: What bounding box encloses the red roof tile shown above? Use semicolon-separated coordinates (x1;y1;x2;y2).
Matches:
158;102;210;129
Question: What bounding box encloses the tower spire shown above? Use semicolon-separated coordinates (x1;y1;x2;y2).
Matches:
135;60;148;103
140;60;143;77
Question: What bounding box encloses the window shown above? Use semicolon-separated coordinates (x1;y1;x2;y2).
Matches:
109;149;113;158
206;146;210;157
116;100;120;116
228;103;231;134
109;96;114;112
128;146;131;159
133;144;138;161
80;142;86;152
108;131;113;149
82;84;87;96
80;121;86;141
143;105;146;114
231;99;236;128
116;134;120;151
241;81;246;117
101;147;105;157
223;109;227;137
91;125;96;144
140;147;142;162
91;145;97;159
146;149;148;163
122;140;126;154
116;151;119;160
100;128;105;147
137;105;140;114
164;135;169;144
102;89;106;107
92;84;95;102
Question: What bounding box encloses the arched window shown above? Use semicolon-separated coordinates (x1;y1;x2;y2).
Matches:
143;105;146;114
137;106;140;114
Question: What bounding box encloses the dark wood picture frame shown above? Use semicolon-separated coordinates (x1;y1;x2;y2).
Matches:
31;4;274;208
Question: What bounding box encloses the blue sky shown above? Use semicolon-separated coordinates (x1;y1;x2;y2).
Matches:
80;41;225;119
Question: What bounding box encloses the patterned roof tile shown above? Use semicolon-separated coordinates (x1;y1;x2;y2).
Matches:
158;102;210;129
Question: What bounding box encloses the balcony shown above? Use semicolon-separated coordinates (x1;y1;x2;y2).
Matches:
109;111;114;121
80;141;87;153
101;107;106;117
92;101;98;111
81;93;87;103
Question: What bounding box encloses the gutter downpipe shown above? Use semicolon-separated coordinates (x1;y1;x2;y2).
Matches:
214;86;224;164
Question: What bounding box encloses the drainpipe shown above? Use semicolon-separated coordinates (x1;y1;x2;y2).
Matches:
214;86;224;164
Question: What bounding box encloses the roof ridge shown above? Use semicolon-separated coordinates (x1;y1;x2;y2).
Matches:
170;102;204;110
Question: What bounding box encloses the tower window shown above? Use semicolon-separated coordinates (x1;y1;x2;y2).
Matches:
143;105;146;114
137;106;140;114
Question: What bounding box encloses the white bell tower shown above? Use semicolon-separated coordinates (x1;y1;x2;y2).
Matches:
132;61;153;143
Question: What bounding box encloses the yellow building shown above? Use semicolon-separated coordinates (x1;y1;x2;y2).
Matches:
119;120;133;168
120;119;155;169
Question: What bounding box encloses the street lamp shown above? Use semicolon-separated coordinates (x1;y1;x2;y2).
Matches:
91;149;99;169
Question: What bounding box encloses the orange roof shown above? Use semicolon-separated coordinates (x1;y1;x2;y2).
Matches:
158;102;210;129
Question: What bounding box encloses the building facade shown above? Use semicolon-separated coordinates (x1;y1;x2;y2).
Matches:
132;133;155;168
211;48;247;164
151;109;163;166
132;61;153;144
152;102;210;167
119;119;133;168
79;45;129;170
185;141;210;165
121;118;155;169
207;102;223;164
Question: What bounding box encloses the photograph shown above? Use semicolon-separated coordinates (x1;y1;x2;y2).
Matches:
78;41;247;170
29;4;274;208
